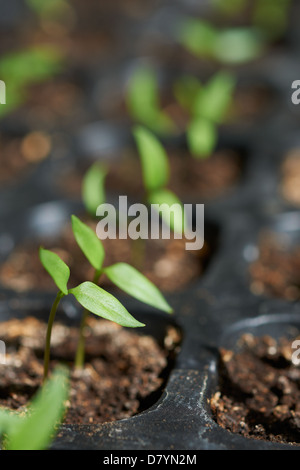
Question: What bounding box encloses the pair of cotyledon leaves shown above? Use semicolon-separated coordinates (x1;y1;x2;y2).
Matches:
40;215;173;330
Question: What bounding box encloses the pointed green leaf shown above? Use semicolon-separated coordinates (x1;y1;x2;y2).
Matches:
6;367;69;450
179;19;218;57
82;162;107;217
126;65;175;134
39;248;70;294
193;72;236;123
69;281;145;328
214;28;264;64
104;263;173;314
71;215;105;271
148;188;186;235
187;117;217;158
133;125;169;192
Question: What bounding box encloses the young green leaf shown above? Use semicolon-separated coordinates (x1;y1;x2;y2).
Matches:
179;19;218;57
133;125;169;192
39;248;70;295
104;263;173;314
214;28;264;64
71;215;105;271
148;188;186;235
193;72;236;123
126;65;175;134
69;281;145;328
187;117;217;158
6;367;69;450
0;46;62;88
82;162;107;216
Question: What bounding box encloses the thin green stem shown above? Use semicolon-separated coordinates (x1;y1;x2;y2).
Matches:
74;269;102;369
43;291;64;383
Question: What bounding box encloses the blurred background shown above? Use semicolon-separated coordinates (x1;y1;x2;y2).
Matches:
1;0;300;300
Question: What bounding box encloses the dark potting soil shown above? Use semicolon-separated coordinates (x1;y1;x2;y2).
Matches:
0;316;181;424
280;149;300;206
0;131;51;184
0;218;210;293
211;333;300;446
249;233;300;301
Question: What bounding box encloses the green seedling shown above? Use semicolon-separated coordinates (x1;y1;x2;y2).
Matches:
126;64;176;135
0;366;69;450
179;18;265;65
212;0;291;41
82;162;107;216
174;71;236;157
0;45;63;116
40;220;173;371
133;125;186;235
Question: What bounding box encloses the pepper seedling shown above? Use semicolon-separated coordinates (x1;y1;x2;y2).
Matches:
0;366;69;450
0;45;63;117
179;18;265;65
133;125;185;233
40;218;173;372
126;64;176;135
174;71;236;157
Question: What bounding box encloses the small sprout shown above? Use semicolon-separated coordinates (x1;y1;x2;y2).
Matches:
187;117;217;159
176;72;235;158
0;46;62;117
214;28;265;64
0;366;69;450
40;216;173;373
179;19;218;58
179;18;264;64
126;64;176;134
132;124;169;192
82;162;107;217
193;72;236;124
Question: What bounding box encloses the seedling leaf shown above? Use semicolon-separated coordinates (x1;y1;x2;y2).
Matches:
6;366;69;450
69;282;145;328
126;65;175;134
173;75;202;112
187;117;217;158
148;188;186;235
193;72;236;123
71;215;105;271
39;248;70;295
133;125;169;192
179;19;218;57
104;263;173;314
214;28;264;64
82;162;107;217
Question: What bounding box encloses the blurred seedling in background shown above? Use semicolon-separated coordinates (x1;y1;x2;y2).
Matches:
0;45;63;117
174;71;236;157
126;64;177;135
179;18;265;65
0;367;69;450
212;0;292;41
39;225;173;373
132;125;187;267
81;127;186;269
